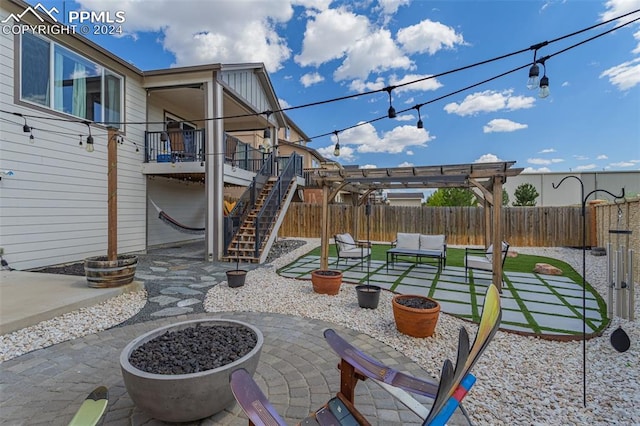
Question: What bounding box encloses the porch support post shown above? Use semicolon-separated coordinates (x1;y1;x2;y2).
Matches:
320;185;330;270
351;194;359;240
492;176;504;291
205;78;225;261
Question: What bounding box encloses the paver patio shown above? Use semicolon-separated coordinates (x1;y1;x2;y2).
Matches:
278;255;608;338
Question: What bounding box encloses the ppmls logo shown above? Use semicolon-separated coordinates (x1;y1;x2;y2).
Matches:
1;3;59;24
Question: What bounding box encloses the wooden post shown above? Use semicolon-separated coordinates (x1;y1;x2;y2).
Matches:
107;127;118;262
351;195;359;240
321;185;330;270
492;177;503;292
484;198;492;248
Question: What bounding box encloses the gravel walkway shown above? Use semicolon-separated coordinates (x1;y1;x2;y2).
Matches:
1;239;638;425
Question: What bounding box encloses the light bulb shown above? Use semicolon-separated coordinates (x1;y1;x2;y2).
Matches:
85;135;94;152
527;64;540;90
333;143;340;157
417;119;423;129
539;76;550;99
29;133;35;144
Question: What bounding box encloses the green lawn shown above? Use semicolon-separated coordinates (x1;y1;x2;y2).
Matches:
306;244;583;282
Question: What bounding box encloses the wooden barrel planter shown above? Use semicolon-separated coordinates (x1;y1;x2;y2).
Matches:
392;294;440;338
85;255;138;288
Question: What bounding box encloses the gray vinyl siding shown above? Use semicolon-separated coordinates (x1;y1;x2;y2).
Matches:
0;6;147;270
221;70;271;115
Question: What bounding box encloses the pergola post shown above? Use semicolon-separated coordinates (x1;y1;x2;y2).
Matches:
320;185;330;270
492;176;504;291
351;194;359;240
484;199;492;249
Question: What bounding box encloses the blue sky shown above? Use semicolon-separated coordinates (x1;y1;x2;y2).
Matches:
30;0;640;173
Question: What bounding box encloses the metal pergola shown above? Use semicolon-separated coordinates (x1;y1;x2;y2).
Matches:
309;161;524;291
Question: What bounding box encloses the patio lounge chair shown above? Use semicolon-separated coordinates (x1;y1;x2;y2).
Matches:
334;233;371;269
464;241;510;277
230;284;502;426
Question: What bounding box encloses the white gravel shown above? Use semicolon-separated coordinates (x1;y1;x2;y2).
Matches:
203;239;639;426
0;290;147;362
1;239;637;425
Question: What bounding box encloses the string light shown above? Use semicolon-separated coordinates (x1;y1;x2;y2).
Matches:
385;87;396;119
0;9;637;153
415;105;424;129
84;121;94;153
332;130;340;157
78;134;83;148
538;58;550;98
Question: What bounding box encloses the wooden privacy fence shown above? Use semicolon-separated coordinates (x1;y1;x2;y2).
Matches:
279;203;592;247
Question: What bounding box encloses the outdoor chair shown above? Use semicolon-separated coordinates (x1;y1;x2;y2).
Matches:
230;284;502;426
464;241;510;277
334;233;371;269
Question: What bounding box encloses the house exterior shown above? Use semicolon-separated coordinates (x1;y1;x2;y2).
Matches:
504;171;640;206
386;192;424;207
0;0;316;270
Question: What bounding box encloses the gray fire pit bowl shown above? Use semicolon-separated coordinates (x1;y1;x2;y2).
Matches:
120;318;263;422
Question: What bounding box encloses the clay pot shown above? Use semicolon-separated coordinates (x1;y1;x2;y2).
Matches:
392;294;440;338
311;270;343;295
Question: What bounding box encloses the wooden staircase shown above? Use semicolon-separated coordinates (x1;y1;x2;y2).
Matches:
223;178;294;263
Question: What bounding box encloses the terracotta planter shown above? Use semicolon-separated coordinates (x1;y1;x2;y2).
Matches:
84;255;137;288
311;270;343;295
392;294;440;338
226;269;247;288
356;285;381;309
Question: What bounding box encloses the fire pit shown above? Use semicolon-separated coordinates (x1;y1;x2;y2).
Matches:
120;318;263;422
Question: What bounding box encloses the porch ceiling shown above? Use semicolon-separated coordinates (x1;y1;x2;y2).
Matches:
150;88;262;130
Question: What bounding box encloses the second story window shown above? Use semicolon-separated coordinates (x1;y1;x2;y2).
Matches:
20;32;124;127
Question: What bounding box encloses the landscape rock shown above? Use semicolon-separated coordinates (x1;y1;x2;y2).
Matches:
533;263;563;275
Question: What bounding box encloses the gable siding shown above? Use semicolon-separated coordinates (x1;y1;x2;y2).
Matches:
0;12;147;270
221;70;271;115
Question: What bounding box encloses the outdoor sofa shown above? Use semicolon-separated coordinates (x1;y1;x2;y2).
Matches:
386;232;447;271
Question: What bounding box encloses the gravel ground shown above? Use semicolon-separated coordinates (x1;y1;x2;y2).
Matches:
3;239;638;425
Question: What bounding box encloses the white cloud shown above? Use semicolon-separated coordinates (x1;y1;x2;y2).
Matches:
444;90;536;116
77;0;297;72
294;7;369;67
539;148;556;153
406;150;414;155
527;158;564;165
562;81;570;87
404;97;415;104
601;0;640;25
279;98;292;109
300;72;325;87
397;19;465;55
377;0;411;15
573;155;589;161
295;7;413;81
349;77;386;93
522;167;551;173
395;114;415;121
597;154;609;160
575;164;597;171
398;161;414;167
339;122;434;154
361;164;378;169
317;144;356;162
475;153;502;163
333;28;413;81
483;118;528;133
390;74;443;93
610;160;640;167
600;58;640;91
